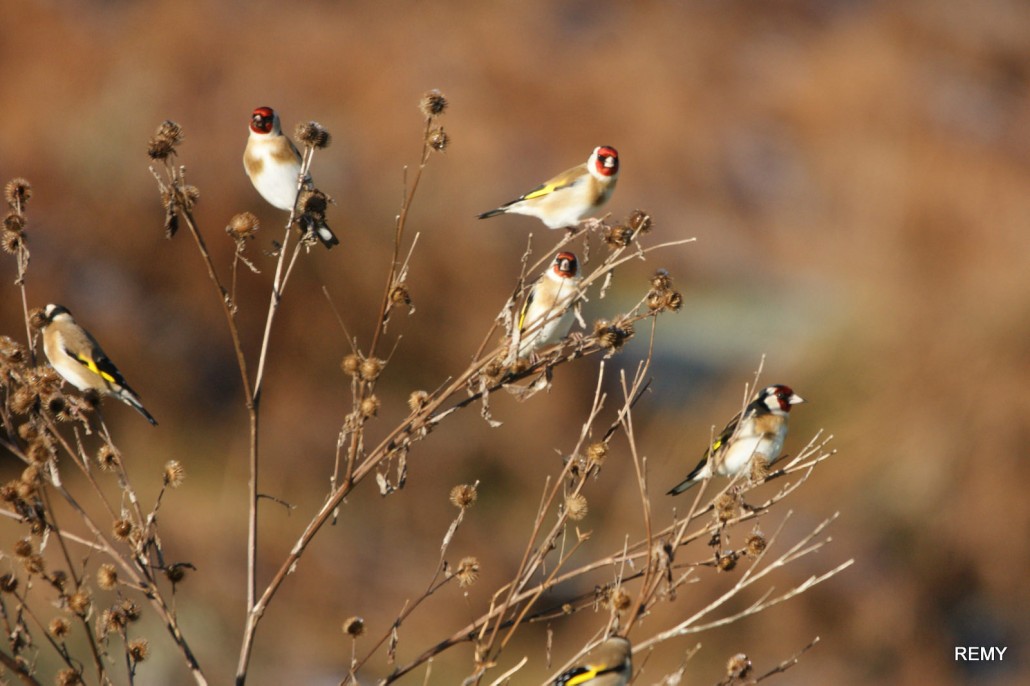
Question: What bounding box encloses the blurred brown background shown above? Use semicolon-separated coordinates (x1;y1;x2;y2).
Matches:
2;1;1029;684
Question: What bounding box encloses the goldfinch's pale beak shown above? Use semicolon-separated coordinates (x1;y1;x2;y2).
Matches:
789;393;805;405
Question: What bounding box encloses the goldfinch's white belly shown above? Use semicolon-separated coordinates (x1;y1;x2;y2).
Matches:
247;144;301;212
45;337;100;393
718;431;786;476
518;308;574;356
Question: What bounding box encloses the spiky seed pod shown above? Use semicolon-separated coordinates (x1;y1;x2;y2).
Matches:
428;126;449;152
295;121;331;149
390;284;412;307
97;445;120;471
120;599;140;622
4;178;32;208
147;121;184;160
163;460;185;488
726;653;752;679
0;482;18;502
565;493;589;521
715;493;739;523
408;390;429;413
482;357;505;382
128;639;149;662
227;212;259;239
56;668;83;686
651;269;672;292
593;319;634;352
1;230;21;254
359;395;380;418
341;354;362;377
112;519;133;541
664;290;684;311
343;616;365;638
10;385;37;414
449;483;478;509
455;557;479;588
97;563;118;590
746;531;767;558
0;574;18;593
27;440;51;464
3;212;26;233
419;89;448;117
717;550;738;572
359;357;384;382
749;457;769;483
586;441;608;467
299;188;329;215
628;209;653;234
647;291;665;312
13;540;32;558
602;223;633;248
50;617;71;638
166;565;187;584
27;307;46;330
612;587;632;611
67;591;91;616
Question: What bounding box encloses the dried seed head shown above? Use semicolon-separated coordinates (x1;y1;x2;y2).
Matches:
120;599;141;622
295;121;331;149
341;354;362;377
50;616;71;639
15;480;36;499
299;188;329;215
0;574;17;593
21;464;40;485
28;307;47;330
342;616;366;638
390;284;412;307
113;519;133;541
715;493;739;523
745;531;767;558
428;126;450;152
163;460;185;488
586;441;608;467
565;493;589;521
602;223;634;248
10;385;37;414
4;178;32;208
628;209;653;234
166;565;187;584
147;120;184;160
717;550;738;572
1;229;21;254
227;212;259;238
664;290;683;312
17;423;38;442
408;390;429;413
56;668;83;686
449;483;478;509
97;445;120;471
97;563;118;590
482;357;505;382
46;394;67;417
359;395;380;418
612;587;632;611
128;638;149;662
67;590;91;616
749;457;769;483
419;89;448;117
0;481;18;502
593;319;634;352
456;556;479;588
359;357;384;382
14;539;32;558
726;653;752;679
3;212;26;233
647;291;665;312
650;269;672;292
182;184;200;207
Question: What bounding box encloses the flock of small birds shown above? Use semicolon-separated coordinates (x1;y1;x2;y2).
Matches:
30;106;807;685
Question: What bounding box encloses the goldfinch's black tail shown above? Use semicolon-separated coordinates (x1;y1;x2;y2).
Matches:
116;388;157;426
477;207;507;220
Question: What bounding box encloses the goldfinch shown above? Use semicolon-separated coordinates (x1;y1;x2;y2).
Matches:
512;251;582;360
554;636;632;685
40;304;157;426
243;106;339;248
667;384;805;495
478;146;619;230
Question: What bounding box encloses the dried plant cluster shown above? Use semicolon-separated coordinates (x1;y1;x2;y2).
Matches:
0;92;850;685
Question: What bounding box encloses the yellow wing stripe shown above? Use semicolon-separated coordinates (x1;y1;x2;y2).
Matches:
522;181;560;201
78;354;117;384
563;667;599;685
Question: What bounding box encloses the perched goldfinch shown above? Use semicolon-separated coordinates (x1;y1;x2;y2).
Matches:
512;251;582;360
478;146;619;230
668;384;805;495
243;106;339;248
40;304;157;426
554;636;632;686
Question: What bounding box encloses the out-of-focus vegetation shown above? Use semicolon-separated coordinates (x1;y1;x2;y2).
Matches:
1;1;1028;684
